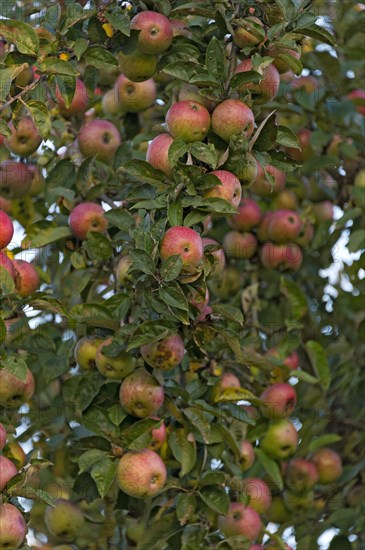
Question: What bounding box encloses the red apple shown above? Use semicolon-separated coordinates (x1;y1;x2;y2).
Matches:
312;200;334;222
285;458;319;492
0;366;35;408
130;11;173;55
0;209;14;249
0;423;6;450
119;368;164;418
223;231;257;259
55;78;88;117
68;202;108;240
148;417;167;451
240;440;255;471
0;503;27;549
267;209;302;243
218;502;262;541
0;196;12;214
260;419;298;460
312;448;343;484
78;119;121;164
166;100;211;142
0;455;18;491
141;333;185;370
204;170;242;208
212;99;255;142
346;89;365;115
115;75;157;113
260;243;303;272
202;237;226;275
242;477;272;513
0;250;16;280
251;163;286;196
117;448;167;498
260;382;297;419
160;226;203;268
5;117;42;157
229;198;262;232
13;259;40;297
146;133;174;175
235;60;280;104
0;160;34;198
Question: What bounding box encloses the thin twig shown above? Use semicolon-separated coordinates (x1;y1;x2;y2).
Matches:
0;75;47;113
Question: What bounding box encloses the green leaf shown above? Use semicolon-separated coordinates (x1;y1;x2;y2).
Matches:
230;71;262;89
280;277;308;319
105;12;131;36
184;407;212;444
0;20;39;55
168;201;183;226
79;449;108;473
126;320;176;350
296;24;336;46
73;38;89;60
176;494;196;526
168;138;189;167
159;283;189;312
123;418;161;449
275;54;302;75
190;142;218;168
40;57;78;76
308;434;342;453
211;304;244;326
91;459;117;499
0;266;15;295
26;100;52;138
138;513;181;550
276;126;300;149
214;387;260;404
183;210;209;227
129;249;156;276
23;226;72;248
200;485;230;515
305;341;331;390
251;111;277;152
123;159;167;186
347;229;365;253
45;4;61;29
290;370;319;384
2;356;28;381
83;233;113;262
0;119;11;138
255;448;284;490
0;64;29;102
329;536;352;550
160;255;183;282
163;61;200;82
83;46;118;70
205;36;224;80
169;428;197;477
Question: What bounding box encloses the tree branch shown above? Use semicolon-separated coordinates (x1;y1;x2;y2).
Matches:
0;75;47;114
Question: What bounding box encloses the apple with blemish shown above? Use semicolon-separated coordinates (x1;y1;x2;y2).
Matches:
13;259;40;297
141;333;185;370
234;16;265;48
119;368;164;418
95;337;135;380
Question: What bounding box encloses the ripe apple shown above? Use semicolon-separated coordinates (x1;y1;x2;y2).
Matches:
239;440;255;471
272;190;299;211
234;16;265;48
141;333;185;370
0;209;14;249
0;503;27;549
130;11;173;55
0;455;18;491
251;163;286;196
346;89;365;115
224;231;257;260
5;117;42;157
166;100;211;142
260;382;297;419
160;226;203;268
312;200;334;222
312;448;343;484
229;198;262;232
204;170;242;208
242;478;272;513
78;119;121;164
148;417;167;451
260;243;303;272
0;423;6;450
115;75;157;113
102;89;123;116
285;458;318;492
260;419;298;460
116;254;133;286
119;50;158;82
267;210;302;243
268;47;301;73
0;250;16;280
0;366;35;408
146;133;174;175
0;160;34;198
202;237;226;275
218;502;262;541
55;78;88;117
119;368;164;418
13;259;40;297
211;99;255;142
45;499;85;541
0;196;12;214
95;337;136;380
74;335;104;371
235;60;280;104
68;202;108;240
117;448;167;498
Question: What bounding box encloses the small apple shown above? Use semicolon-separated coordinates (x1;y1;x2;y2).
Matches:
130;11;173;55
119;368;164;418
0;160;34;198
242;478;272;513
239;440;255;471
0;209;14;249
235;60;280;104
115;75;157;113
312;200;334;222
251;163;286;196
260;419;298;460
0;423;6;450
0;503;27;549
260;382;297;419
229;198;262;232
5;117;42;157
267;348;300;371
116;254;133;286
148;417;167;451
234;16;265;48
119;50;158;82
95;337;136;380
312;448;343;484
0;250;16;280
272;190;299;211
223;231;257;259
68;202;108;240
146;133;174;175
260;243;303;272
285;458;318;492
0;366;35;408
141;333;185;370
346;89;365;115
74;335;104;371
45;499;85;541
78;119;121;165
166;100;211;142
204;170;242;208
202;237;226;275
0;455;18;491
218;502;262;541
13;259;40;297
117;448;167;498
211;99;255;143
55;78;88;117
160;226;203;268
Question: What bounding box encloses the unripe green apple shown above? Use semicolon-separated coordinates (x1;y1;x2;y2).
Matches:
119;368;164;418
117;448;167;498
115;75;157;113
141;333;185;370
260;419;298;460
95;337;135;380
267;496;292;523
45;499;85;541
74;335;104;371
0;503;27;549
119;51;158;82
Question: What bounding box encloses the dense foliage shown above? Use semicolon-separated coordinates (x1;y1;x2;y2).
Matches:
0;1;364;549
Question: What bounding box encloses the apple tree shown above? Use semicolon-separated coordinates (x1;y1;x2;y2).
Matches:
0;0;364;549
